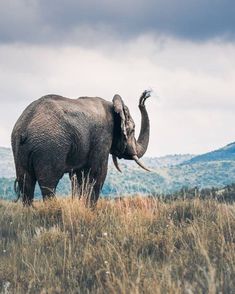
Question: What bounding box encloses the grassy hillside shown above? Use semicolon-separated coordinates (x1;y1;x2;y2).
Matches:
0;196;234;293
1;144;235;199
187;142;235;163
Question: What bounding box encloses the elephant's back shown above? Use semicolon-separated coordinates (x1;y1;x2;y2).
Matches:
12;95;72;152
12;95;95;154
11;94;113;173
26;94;112;122
11;93;112;152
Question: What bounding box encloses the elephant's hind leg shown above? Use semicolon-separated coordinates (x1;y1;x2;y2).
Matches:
38;180;58;201
17;171;36;206
37;172;62;201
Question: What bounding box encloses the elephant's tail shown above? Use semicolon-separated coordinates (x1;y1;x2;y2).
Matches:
13;179;21;203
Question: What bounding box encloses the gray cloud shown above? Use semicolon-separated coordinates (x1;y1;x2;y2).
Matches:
0;0;235;44
0;38;235;155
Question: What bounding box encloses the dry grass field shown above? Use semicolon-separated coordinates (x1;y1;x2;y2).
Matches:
0;196;235;293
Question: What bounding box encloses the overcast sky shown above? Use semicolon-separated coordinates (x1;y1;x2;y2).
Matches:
0;0;235;156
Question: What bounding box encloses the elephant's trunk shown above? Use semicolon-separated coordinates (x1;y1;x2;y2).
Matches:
136;91;150;158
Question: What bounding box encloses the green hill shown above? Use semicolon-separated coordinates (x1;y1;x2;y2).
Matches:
186;142;235;163
1;142;235;200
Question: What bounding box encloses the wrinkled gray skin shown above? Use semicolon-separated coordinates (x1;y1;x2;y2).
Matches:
11;90;151;205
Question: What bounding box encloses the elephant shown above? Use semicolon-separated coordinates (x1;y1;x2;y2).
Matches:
11;90;151;205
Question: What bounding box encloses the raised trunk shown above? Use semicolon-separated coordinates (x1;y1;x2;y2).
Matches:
136;104;150;158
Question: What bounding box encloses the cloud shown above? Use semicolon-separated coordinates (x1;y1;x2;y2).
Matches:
1;1;234;156
0;0;234;44
0;36;234;155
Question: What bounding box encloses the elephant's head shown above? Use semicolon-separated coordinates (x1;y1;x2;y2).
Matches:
111;90;151;172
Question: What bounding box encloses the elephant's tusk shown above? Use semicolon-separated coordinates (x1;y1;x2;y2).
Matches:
132;155;151;172
112;155;122;173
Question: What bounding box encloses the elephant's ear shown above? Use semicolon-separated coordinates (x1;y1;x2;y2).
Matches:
113;94;127;139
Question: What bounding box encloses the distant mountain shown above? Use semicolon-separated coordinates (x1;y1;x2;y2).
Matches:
186;142;235;164
139;154;194;168
1;142;235;200
0;147;194;178
0;147;14;178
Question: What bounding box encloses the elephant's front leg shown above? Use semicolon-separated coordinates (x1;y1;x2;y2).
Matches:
91;161;109;205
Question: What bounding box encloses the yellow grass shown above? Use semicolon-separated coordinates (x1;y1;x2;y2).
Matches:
0;196;234;293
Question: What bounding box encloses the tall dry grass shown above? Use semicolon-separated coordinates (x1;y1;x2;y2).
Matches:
0;196;234;293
